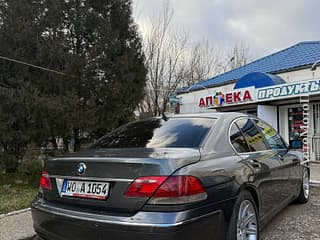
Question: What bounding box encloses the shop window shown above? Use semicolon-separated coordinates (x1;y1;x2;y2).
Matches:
230;123;250;153
236;118;269;152
288;107;304;149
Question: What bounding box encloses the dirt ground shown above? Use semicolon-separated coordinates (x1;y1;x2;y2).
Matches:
260;187;320;240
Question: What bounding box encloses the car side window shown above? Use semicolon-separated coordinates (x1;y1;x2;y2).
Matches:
236;118;270;152
254;119;287;150
230;123;250;153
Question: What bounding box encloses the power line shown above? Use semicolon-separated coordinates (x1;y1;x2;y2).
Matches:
0;55;79;79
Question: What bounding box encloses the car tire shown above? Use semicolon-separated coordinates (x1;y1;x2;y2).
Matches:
296;168;310;204
227;190;259;240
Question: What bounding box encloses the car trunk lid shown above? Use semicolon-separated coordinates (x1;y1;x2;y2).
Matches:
43;148;200;214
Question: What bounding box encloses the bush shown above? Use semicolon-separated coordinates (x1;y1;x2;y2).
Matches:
0;152;16;185
0;173;17;185
17;145;44;187
0;151;19;173
0;157;5;175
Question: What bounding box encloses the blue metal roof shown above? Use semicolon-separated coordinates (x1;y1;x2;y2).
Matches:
181;41;320;93
234;72;286;89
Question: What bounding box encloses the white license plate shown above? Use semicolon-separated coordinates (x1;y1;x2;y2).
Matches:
61;180;109;200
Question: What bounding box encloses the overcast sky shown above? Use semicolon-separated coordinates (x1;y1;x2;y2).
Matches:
132;0;320;59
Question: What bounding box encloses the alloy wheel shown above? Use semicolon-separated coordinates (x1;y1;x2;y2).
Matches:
303;169;310;199
236;200;258;240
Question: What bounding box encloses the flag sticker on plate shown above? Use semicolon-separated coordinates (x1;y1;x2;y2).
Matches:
61;180;109;200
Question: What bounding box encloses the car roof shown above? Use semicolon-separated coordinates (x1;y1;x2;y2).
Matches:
171;111;248;120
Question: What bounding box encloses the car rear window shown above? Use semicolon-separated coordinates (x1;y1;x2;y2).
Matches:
92;118;216;148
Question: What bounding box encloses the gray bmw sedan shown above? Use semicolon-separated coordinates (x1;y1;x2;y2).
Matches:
31;112;309;240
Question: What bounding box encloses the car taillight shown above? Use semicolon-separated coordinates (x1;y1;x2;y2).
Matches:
125;176;167;197
40;171;52;190
125;176;207;204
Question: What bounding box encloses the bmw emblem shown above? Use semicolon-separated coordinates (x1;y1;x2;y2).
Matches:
77;163;86;175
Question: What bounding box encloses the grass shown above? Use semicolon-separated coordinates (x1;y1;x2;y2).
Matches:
0;173;17;185
0;184;38;215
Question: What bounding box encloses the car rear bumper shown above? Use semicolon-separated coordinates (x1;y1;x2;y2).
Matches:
32;198;226;240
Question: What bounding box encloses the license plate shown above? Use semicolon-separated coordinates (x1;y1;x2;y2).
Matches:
61;180;109;200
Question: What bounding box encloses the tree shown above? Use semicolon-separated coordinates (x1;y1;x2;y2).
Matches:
33;0;147;134
227;43;251;71
0;0;49;170
136;1;251;116
180;40;224;87
137;2;189;116
0;0;146;171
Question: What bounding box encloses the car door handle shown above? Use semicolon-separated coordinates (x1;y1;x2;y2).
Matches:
248;159;262;169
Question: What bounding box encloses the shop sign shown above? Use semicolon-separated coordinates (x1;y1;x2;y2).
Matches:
257;79;320;100
199;88;254;108
196;79;320;109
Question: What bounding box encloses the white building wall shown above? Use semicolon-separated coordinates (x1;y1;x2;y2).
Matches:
179;83;235;114
277;67;320;83
257;105;278;131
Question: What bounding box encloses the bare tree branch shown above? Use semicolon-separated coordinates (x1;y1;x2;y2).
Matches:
135;1;252;117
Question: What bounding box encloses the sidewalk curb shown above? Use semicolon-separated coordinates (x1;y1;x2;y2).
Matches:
0;207;31;220
310;180;320;187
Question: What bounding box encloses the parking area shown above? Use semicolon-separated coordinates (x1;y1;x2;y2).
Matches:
1;188;320;240
0;209;34;240
261;187;320;240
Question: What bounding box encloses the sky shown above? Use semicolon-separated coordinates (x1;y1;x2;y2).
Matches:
132;0;320;59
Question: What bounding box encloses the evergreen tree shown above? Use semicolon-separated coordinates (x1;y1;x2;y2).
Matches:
36;0;147;134
0;0;146;171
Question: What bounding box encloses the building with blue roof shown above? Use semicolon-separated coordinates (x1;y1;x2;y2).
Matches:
179;41;320;92
176;41;320;161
